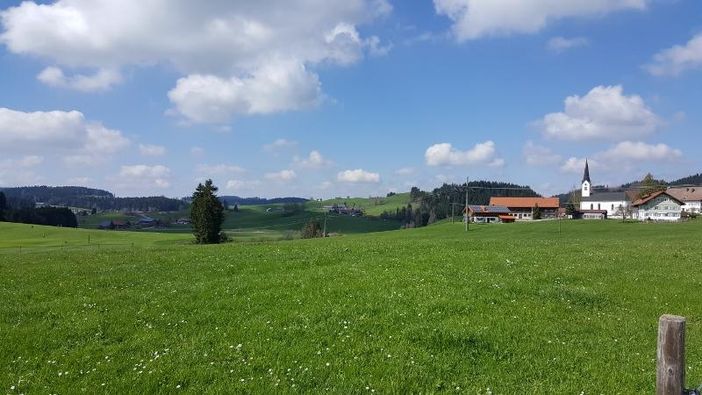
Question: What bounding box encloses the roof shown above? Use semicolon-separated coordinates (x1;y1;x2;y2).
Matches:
667;186;702;202
632;190;685;207
466;205;511;214
582;159;591;183
489;197;559;209
581;191;629;202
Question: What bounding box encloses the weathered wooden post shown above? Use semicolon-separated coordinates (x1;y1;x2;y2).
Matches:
657;314;686;395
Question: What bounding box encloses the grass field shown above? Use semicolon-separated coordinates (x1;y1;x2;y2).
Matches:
311;192;412;216
2;219;702;393
78;203;402;239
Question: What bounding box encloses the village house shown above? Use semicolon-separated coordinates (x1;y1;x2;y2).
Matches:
489;197;559;220
578;160;632;219
464;205;512;223
631;190;684;221
666;186;702;214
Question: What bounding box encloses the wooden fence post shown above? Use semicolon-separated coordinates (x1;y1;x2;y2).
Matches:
657;314;686;395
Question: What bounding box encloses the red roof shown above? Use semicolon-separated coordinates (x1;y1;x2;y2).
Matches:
489;197;559;209
631;190;684;207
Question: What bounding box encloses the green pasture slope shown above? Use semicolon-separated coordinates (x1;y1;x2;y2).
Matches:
312;192;412;216
2;220;702;393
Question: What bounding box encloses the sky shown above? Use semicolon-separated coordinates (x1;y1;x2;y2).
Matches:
0;0;701;199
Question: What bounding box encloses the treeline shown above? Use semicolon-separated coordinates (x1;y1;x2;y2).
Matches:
0;192;77;227
0;186;186;211
380;182;540;228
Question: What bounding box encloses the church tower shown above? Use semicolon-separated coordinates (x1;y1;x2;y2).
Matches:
581;159;591;198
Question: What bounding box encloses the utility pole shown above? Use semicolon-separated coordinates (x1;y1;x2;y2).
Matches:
465;177;469;232
323;211;327;237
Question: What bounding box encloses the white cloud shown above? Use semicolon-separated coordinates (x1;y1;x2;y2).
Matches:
265;169;297;182
294;150;332;168
263;138;297;153
600;141;682;161
67;176;92;185
196;163;245;176
645;33;702;76
425;141;501;166
547;36;589;52
0;107;130;165
539;85;659;141
395;167;415;176
167;61;322;123
190;146;205;157
560;141;682;174
337;169;380;183
37;66;122;92
139;144;166;157
1;1;390;122
433;0;647;41
523;141;562;166
0;156;44;186
115;164;171;191
119;164;170;178
226;179;262;191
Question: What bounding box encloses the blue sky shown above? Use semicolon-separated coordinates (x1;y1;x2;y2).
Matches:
1;0;701;198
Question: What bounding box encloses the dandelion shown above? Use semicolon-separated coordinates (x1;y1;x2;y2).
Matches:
176;384;181;389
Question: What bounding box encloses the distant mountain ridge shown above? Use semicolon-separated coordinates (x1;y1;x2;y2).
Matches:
0;186;186;212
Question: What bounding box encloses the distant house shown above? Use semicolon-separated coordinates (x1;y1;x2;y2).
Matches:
489;197;559;220
464;205;511;223
632;190;684;221
579;210;608;220
667;186;702;214
175;218;191;225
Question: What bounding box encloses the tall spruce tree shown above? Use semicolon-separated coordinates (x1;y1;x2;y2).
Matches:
0;191;6;221
190;179;225;244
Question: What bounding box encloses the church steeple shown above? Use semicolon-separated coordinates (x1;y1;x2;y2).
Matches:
582;159;591;183
581;159;591;198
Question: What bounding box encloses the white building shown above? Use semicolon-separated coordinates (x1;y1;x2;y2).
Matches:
632;190;684;221
667;187;702;214
578;160;631;218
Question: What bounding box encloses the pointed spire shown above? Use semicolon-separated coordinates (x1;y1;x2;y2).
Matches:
582;159;591;183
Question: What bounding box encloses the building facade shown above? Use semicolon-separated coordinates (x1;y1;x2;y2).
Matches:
632;191;684;221
667;187;702;214
489;197;559;220
578;160;631;218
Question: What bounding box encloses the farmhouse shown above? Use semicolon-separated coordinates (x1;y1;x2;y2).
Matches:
578;160;631;218
465;205;511;223
489;197;559;220
667;186;702;214
631;190;684;221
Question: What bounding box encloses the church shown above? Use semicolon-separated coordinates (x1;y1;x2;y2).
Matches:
579;160;631;219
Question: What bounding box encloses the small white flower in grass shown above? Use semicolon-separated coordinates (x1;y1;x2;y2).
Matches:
176;384;181;389
325;362;330;367
11;386;15;390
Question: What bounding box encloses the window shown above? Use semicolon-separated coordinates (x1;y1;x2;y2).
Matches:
597;203;601;210
611;204;614;210
590;204;593;210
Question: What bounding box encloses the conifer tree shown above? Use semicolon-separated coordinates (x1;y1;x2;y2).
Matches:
190;179;225;244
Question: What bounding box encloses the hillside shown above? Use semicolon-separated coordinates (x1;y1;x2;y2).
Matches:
312;192;413;216
2;220;701;392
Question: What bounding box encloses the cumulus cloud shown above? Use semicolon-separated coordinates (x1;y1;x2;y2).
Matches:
539;85;659;141
425;141;502;166
523;141;562;166
0;155;44;186
167;61;322;123
37;66;122;92
264;169;297;182
395;167;415;176
645;33;702;76
337;169;380;183
116;164;171;190
263;138;297;153
560;141;682;174
0;107;130;165
226;179;262;191
294;150;332;168
547;36;589;52
196;163;245;176
433;0;647;41
139;144;166;157
1;0;390;122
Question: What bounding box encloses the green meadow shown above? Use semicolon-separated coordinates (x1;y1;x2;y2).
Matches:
1;220;701;393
